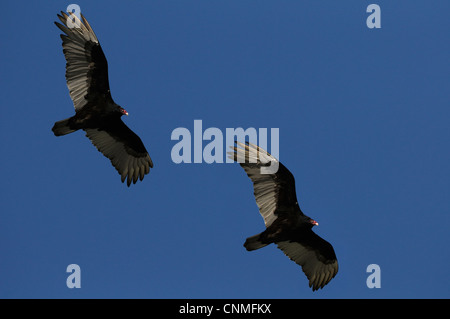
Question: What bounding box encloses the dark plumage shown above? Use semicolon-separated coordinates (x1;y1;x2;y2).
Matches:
52;12;153;186
228;142;338;291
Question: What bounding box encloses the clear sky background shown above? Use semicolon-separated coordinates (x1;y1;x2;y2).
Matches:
1;1;449;299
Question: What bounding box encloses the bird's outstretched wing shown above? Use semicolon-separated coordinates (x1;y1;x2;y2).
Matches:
84;119;153;186
228;142;303;227
277;231;338;291
55;12;111;111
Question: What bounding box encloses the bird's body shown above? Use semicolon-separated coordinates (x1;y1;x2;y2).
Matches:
52;12;152;186
229;142;338;291
53;99;116;135
244;212;313;250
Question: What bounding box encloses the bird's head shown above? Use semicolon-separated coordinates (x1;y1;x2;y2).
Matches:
309;218;319;227
118;106;128;116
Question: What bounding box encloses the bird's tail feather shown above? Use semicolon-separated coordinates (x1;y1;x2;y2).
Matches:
52;118;77;136
244;233;269;251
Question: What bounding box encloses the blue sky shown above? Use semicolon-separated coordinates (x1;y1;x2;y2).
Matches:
1;1;449;298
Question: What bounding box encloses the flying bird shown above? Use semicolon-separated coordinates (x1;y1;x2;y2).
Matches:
228;142;338;291
52;12;153;186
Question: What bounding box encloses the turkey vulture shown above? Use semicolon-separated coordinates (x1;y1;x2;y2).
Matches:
52;12;153;186
228;142;338;291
